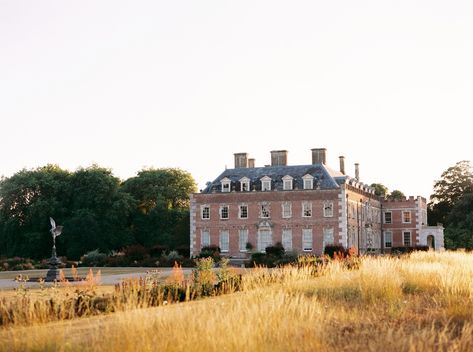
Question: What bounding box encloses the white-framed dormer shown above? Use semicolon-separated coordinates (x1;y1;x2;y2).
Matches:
260;176;272;191
282;175;293;191
239;177;250;192
220;177;231;193
302;174;314;190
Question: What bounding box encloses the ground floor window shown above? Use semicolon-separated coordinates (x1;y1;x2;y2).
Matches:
201;229;210;247
282;229;292;251
257;228;272;252
220;230;229;252
403;231;411;246
384;231;392;248
302;229;313;252
239;229;248;252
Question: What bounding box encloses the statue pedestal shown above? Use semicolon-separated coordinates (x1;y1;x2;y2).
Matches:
45;246;63;282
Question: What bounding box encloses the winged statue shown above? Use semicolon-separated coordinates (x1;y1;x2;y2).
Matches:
49;217;63;247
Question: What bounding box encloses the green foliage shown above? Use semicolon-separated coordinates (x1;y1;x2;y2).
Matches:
265;242;285;257
0;164;197;261
323;244;347;258
370;183;388;197
80;249;108;267
428;161;473;226
444;193;473;249
198;245;221;262
388;189;406;200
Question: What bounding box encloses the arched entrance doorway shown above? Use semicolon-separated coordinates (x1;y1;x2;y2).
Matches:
427;235;435;249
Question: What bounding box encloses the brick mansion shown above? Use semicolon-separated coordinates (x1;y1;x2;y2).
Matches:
190;148;444;257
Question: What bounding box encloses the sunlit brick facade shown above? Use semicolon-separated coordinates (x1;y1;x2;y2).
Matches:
190;149;444;257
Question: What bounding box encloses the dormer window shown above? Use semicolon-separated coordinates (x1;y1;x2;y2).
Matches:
260;176;271;191
282;175;293;190
221;177;231;193
302;174;314;190
239;177;250;192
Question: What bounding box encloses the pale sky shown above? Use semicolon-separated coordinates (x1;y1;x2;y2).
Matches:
1;1;472;199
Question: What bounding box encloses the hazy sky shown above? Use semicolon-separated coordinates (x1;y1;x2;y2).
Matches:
1;1;472;199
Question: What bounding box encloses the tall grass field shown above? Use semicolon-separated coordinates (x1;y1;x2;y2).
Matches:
2;251;473;351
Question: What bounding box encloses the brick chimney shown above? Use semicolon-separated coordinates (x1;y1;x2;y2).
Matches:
355;163;360;180
339;156;345;175
270;150;288;166
311;148;326;164
248;158;255;168
234;153;248;168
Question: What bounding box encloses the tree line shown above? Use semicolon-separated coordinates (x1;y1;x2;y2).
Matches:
0;165;196;260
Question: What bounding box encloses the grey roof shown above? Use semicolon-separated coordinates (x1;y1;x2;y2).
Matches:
202;163;349;193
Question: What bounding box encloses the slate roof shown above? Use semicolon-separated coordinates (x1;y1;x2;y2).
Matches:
202;163;350;193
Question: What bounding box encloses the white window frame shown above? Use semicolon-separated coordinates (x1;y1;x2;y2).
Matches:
260;176;272;191
403;231;411;246
220;205;229;219
302;228;313;252
201;229;210;248
257;228;272;252
282;228;292;251
282;202;292;218
239;229;248;252
384;230;392;248
323;202;333;217
282;175;293;191
220;177;231;193
220;230;230;252
323;228;334;249
239;204;248;219
384;211;392;224
260;203;270;218
302;201;312;217
402;211;411;224
239;177;250;192
201;205;210;220
302;174;314;190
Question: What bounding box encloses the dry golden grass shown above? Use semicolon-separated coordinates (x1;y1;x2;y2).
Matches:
2;251;473;352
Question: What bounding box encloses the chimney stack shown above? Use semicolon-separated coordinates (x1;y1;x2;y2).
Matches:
311;148;327;164
248;158;255;168
234;153;248;168
339;156;345;175
355;163;360;180
270;150;288;166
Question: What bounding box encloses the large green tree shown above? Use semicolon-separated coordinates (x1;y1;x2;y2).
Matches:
428;161;473;226
443;193;473;249
370;183;388;198
122;168;197;250
61;166;136;259
0;165;71;258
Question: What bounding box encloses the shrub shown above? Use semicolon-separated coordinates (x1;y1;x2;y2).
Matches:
148;245;169;257
324;244;347;259
123;244;149;261
391;246;430;255
198;245;221;262
176;246;190;258
80;250;107;267
265;242;285;257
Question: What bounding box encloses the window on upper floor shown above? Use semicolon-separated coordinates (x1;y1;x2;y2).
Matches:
201;205;210;220
323;202;333;217
403;211;411;224
282;175;293;190
302;202;312;217
220;205;229;219
384;212;392;224
239;204;248;219
221;177;231;193
302;174;314;190
282;202;292;218
239;177;250;192
260;203;270;218
261;176;271;191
